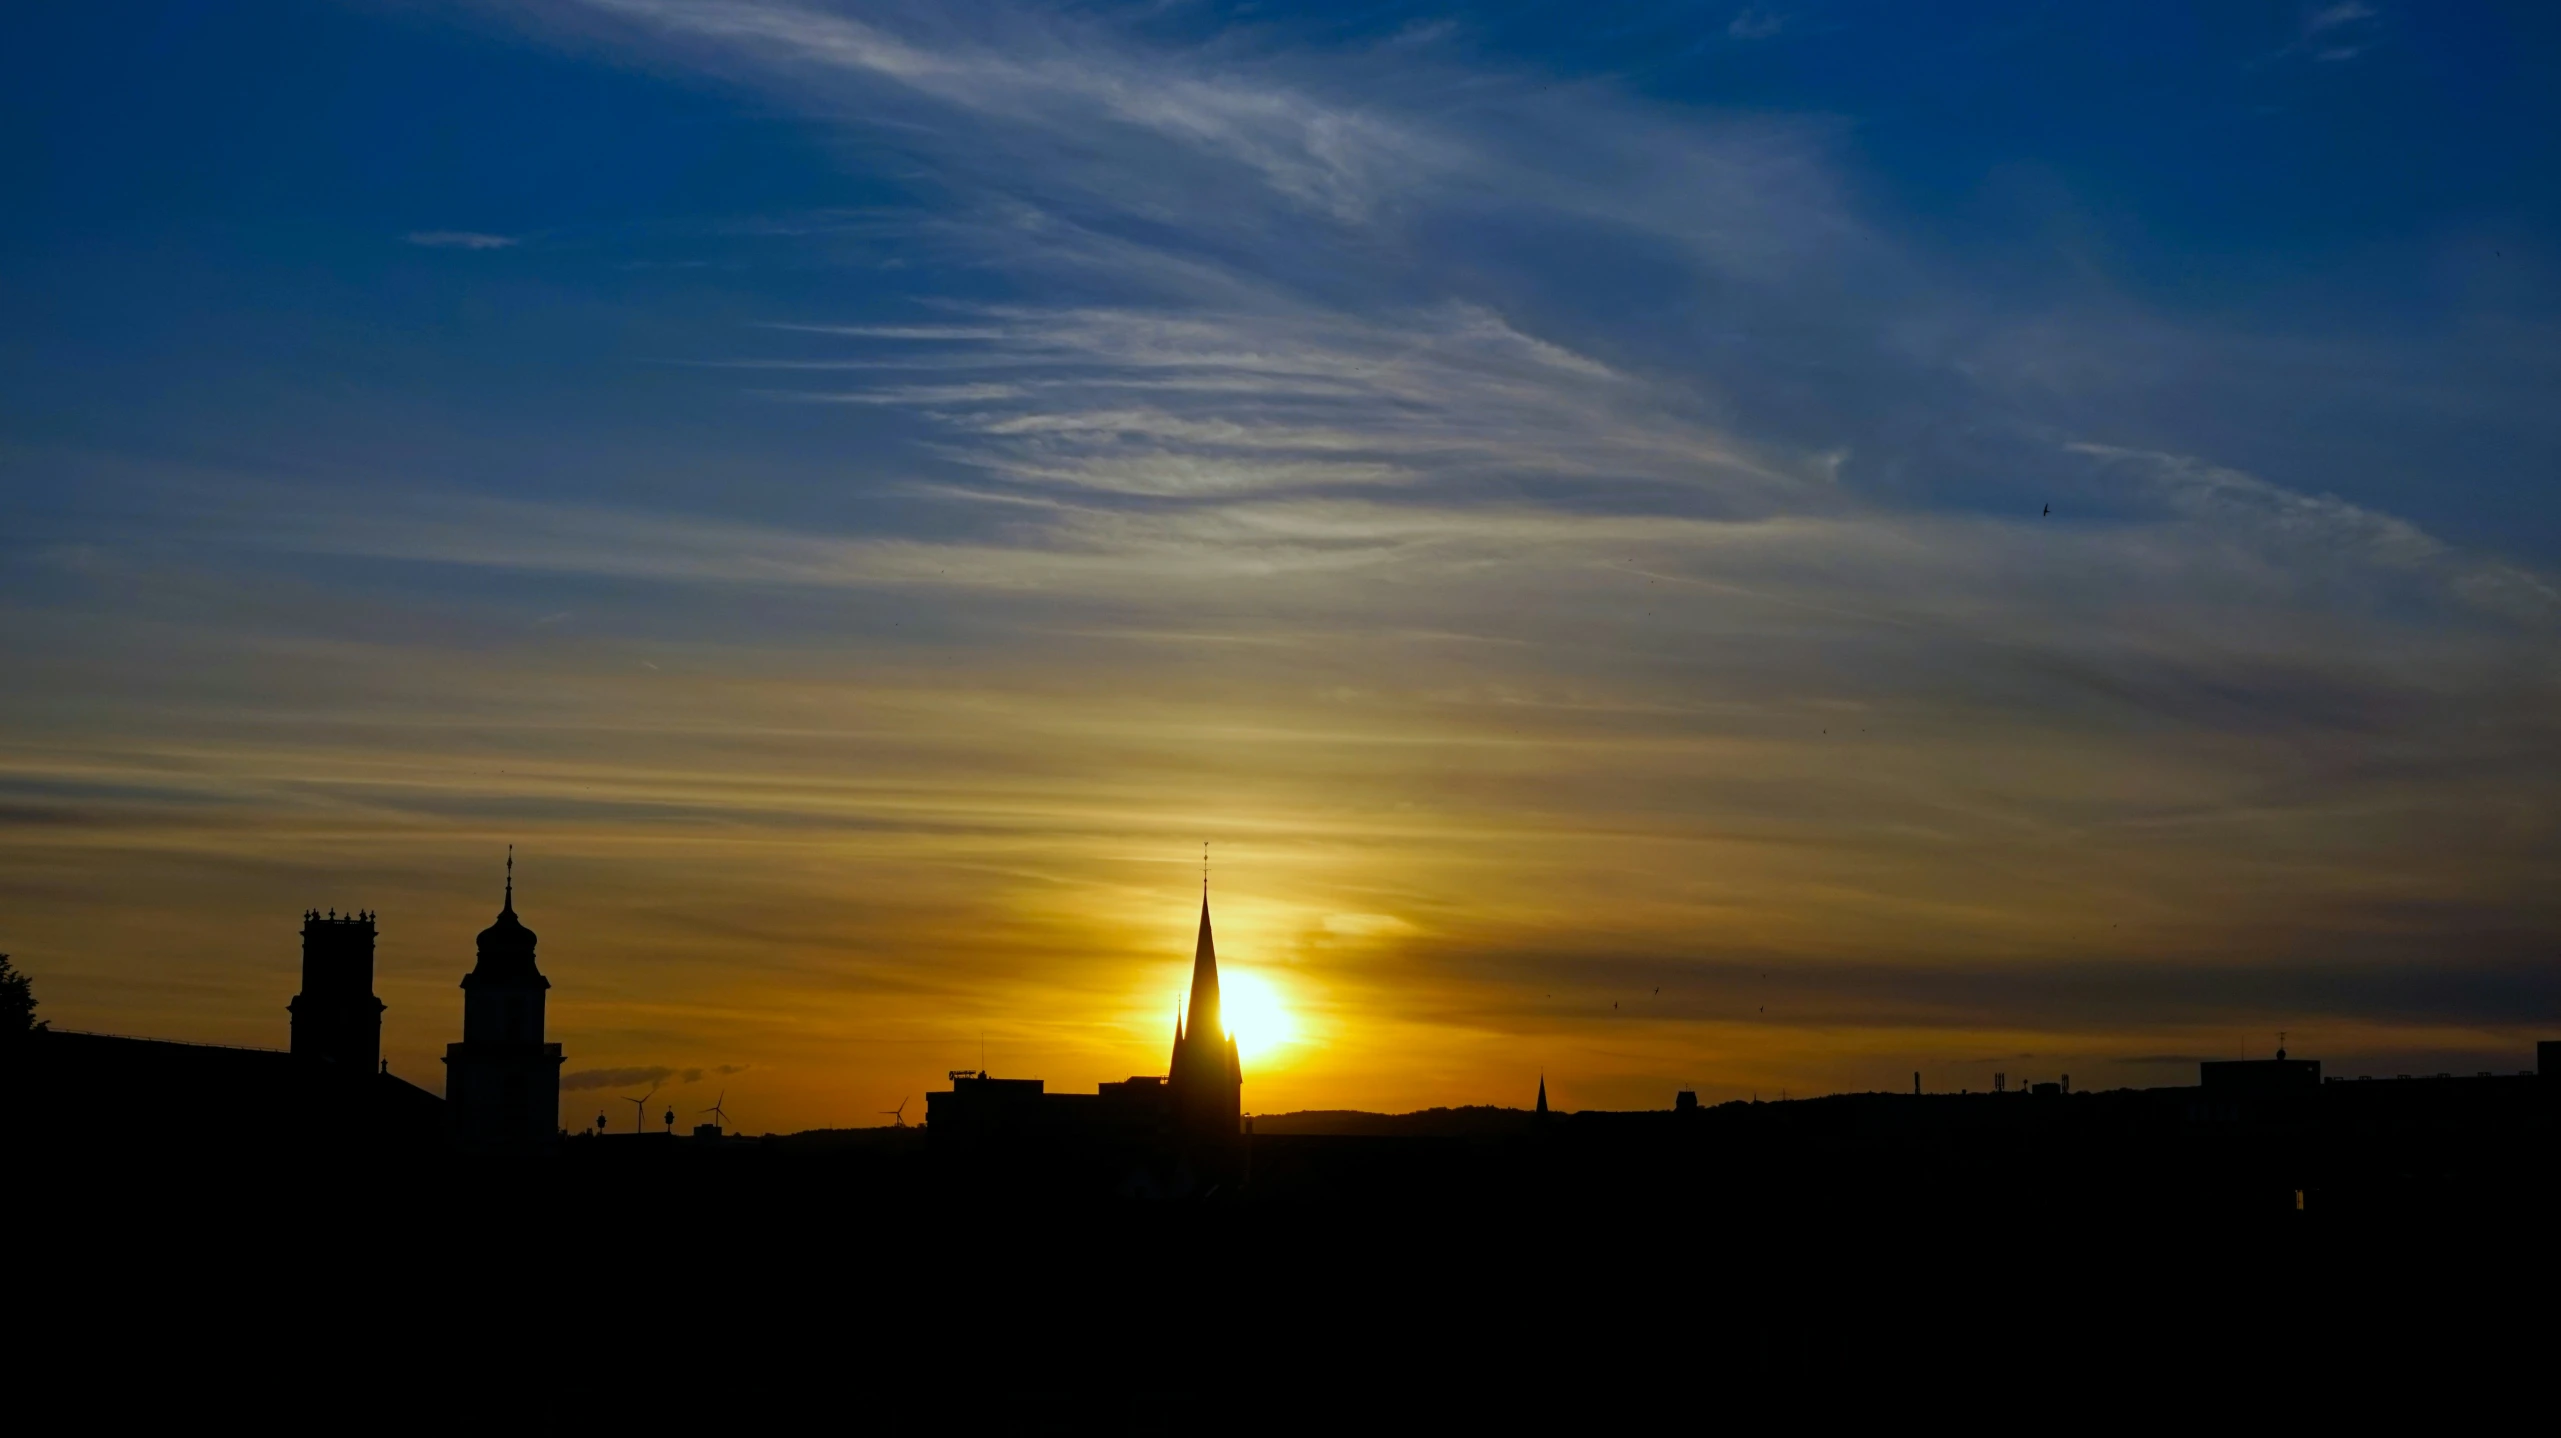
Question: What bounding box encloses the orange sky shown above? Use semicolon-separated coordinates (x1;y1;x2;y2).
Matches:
7;2;2560;1133
7;497;2556;1131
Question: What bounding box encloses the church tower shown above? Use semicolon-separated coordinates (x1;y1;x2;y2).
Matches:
1166;895;1242;1141
289;908;382;1075
442;853;563;1154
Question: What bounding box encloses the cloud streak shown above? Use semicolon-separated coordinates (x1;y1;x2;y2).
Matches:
563;1063;747;1091
405;230;520;249
5;0;2554;1121
561;0;1442;222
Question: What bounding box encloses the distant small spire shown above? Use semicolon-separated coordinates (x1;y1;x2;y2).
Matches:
504;844;514;909
1536;1073;1548;1115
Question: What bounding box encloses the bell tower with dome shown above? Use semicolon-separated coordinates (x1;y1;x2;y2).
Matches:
443;850;564;1154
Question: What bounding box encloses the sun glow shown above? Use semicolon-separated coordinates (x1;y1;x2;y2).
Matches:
1217;968;1300;1066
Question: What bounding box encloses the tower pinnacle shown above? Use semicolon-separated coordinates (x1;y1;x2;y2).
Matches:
448;851;561;1154
1167;885;1241;1141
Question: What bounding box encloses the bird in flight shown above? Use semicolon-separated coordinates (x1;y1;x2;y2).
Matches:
2041;503;2050;517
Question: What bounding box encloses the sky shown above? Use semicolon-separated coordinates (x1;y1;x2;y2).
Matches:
5;1;2559;1129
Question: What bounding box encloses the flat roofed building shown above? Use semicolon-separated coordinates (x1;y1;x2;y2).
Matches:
289;909;383;1077
923;896;1242;1192
2200;1054;2321;1093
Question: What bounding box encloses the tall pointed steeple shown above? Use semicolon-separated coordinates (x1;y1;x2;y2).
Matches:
1184;895;1222;1051
1167;876;1241;1143
1537;1073;1548;1115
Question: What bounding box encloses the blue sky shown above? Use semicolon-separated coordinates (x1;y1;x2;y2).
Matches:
5;2;2558;1121
11;2;2558;549
20;0;2561;551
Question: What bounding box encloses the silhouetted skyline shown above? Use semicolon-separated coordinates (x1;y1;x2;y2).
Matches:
7;4;2561;1131
9;875;2558;1240
16;12;2561;1406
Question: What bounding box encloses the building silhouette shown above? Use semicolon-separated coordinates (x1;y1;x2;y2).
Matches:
442;859;563;1154
289;909;383;1076
925;891;1245;1191
1167;895;1241;1142
2200;1048;2320;1094
14;906;441;1158
18;854;2559;1216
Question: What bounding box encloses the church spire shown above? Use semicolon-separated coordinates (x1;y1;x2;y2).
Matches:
1185;892;1222;1045
1167;868;1242;1144
1537;1073;1548;1115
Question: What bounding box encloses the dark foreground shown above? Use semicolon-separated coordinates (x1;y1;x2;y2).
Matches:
21;1081;2558;1420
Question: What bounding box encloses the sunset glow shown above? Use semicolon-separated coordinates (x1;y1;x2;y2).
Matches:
1215;969;1300;1069
5;2;2558;1137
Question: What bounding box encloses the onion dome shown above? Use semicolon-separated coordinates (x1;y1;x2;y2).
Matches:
465;853;546;986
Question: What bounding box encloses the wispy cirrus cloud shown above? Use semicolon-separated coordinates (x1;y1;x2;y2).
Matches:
544;0;1861;280
2289;1;2382;61
563;1064;747;1091
559;0;1441;223
406;230;520;249
1729;7;1785;40
735;301;1799;503
9;0;2555;1119
2070;443;2561;621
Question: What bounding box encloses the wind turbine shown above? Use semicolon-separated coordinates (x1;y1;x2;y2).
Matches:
622;1083;659;1138
697;1092;731;1135
881;1097;909;1128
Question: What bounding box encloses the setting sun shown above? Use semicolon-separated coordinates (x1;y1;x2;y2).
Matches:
1216;969;1299;1066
